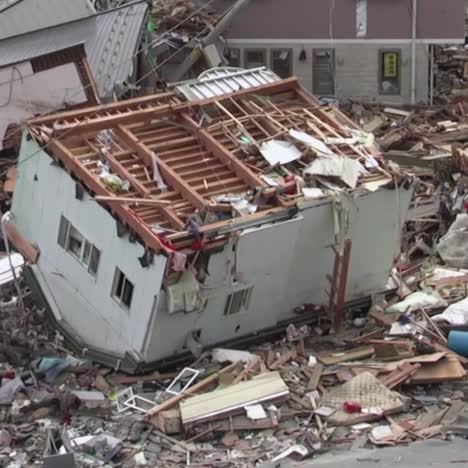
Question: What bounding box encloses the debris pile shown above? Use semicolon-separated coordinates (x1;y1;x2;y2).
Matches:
435;44;468;102
3;254;468;466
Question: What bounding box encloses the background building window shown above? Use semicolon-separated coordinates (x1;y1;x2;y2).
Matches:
313;49;335;96
112;268;134;309
245;49;266;69
271;49;292;78
57;215;101;276
224;287;253;315
379;50;401;95
225;48;241;67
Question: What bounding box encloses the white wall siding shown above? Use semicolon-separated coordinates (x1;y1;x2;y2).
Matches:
144;186;413;362
11;135;167;357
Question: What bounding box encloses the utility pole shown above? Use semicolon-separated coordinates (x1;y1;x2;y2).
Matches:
411;0;417;105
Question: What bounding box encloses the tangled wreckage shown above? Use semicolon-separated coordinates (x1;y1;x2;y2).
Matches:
7;72;413;371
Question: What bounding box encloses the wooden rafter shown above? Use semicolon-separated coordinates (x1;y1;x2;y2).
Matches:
49;139;166;254
180;113;266;189
115;125;208;210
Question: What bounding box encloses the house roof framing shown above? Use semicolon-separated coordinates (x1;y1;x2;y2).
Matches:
28;77;397;256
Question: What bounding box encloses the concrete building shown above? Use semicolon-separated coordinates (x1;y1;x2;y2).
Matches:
9;74;413;371
218;0;465;104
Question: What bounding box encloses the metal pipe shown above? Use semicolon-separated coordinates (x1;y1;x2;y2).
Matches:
429;44;434;105
411;0;417;104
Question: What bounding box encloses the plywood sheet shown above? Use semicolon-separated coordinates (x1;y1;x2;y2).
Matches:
317;347;375;366
408;356;466;385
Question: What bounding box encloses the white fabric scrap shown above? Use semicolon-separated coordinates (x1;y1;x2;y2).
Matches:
303;156;367;188
289;129;334;156
433;296;468;326
260;140;302;165
244;404;267;420
371;425;393;441
151;151;167;192
386;291;447;314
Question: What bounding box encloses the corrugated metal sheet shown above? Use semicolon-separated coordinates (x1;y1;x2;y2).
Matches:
0;0;96;40
86;1;148;98
175;67;281;101
0;1;148;99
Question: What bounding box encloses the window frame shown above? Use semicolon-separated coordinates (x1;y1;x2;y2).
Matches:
378;49;401;96
224;286;253;316
111;267;135;310
270;48;293;79
244;48;267;70
57;215;101;276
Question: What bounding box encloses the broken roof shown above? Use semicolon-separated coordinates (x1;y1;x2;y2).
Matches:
0;0;96;41
0;1;148;99
28;75;399;255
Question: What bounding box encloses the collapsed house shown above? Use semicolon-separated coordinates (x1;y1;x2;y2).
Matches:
8;72;414;371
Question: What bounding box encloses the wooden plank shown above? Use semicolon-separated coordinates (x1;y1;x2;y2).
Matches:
145;362;237;418
115;125;208;210
3;221;39;264
407;356;466;385
270;349;297;370
306;363;323;391
93;196;171;206
317;346;375;366
232;355;261;384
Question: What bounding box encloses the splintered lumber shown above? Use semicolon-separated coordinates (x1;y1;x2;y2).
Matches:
372;340;415;361
381;363;421;389
232;355;261;384
145;362;237;418
317;347;374;366
304;363;324;391
2;221;39;263
94;196;171;206
269;349;297;370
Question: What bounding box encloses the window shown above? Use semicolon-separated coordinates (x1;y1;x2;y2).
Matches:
112;268;134;309
379;50;401;95
313;49;335;96
271;49;292;79
57;215;101;276
225;48;241;68
224;287;253;316
245;49;266;69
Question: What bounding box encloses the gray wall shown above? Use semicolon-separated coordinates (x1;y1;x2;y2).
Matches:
144;187;413;361
12;135;167;358
217;0;464;40
224;42;430;104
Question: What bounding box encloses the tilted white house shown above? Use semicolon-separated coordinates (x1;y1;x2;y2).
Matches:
9;74;413;371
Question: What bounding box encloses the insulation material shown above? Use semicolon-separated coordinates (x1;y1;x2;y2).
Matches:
165;271;202;313
437;214;468;268
303;156;367;189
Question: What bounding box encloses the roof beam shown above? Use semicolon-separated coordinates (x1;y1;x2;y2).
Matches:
179;112;266;189
115;125;208;210
48;139;166;254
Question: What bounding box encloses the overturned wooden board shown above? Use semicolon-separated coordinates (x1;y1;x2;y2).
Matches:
317;347;374;366
407;356;466;385
384;352;447;372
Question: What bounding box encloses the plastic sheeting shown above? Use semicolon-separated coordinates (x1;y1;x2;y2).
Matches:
437;214;468;268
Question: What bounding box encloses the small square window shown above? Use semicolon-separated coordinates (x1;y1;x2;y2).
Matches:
112;268;134;309
245;49;266;69
271;49;292;79
57;215;69;248
89;246;101;275
224;287;253;316
379;50;401;95
67;225;85;260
